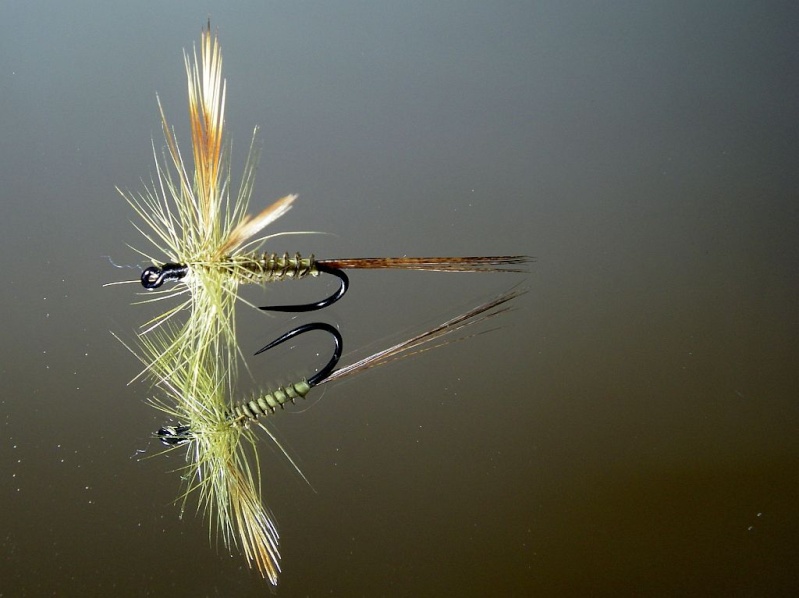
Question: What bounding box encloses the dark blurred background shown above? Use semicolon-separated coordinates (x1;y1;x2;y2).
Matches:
1;2;797;595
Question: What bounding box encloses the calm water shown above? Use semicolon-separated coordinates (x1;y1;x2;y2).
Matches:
1;2;797;596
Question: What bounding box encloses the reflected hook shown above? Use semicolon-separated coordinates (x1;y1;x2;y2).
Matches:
141;263;189;289
259;265;349;312
154;324;343;441
254;321;343;386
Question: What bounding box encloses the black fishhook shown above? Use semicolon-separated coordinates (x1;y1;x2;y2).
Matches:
141;263;190;289
259;264;349;312
254;321;343;386
155;323;342;444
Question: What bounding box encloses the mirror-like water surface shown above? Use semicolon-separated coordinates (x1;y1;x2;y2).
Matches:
1;2;796;595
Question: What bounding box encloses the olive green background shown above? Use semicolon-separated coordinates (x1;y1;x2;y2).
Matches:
1;2;796;595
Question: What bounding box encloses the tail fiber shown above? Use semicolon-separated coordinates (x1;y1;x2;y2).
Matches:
317;255;530;272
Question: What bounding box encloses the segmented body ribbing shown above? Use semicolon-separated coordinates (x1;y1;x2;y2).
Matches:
231;380;313;424
231;252;318;284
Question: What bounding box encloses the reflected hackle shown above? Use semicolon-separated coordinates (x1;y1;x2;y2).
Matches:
139;289;522;585
137;321;282;584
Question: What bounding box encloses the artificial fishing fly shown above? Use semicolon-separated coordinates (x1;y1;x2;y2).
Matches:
115;22;530;349
113;20;530;585
139;289;522;584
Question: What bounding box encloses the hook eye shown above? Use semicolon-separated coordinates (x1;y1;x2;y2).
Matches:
254;322;343;386
141;263;189;289
259;265;349;312
156;424;192;446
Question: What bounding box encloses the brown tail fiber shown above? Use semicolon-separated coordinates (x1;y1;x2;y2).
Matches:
317;255;531;272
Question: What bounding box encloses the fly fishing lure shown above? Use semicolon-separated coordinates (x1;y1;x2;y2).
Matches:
114;21;528;583
115;22;530;352
139;289;522;583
